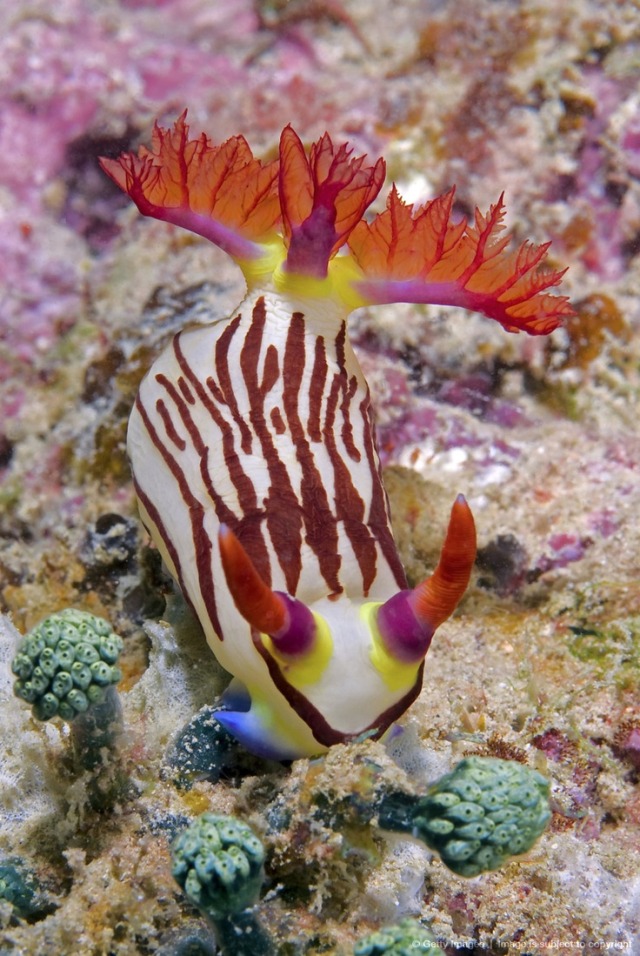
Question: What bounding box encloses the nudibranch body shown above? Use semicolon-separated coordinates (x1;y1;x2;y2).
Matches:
101;115;572;759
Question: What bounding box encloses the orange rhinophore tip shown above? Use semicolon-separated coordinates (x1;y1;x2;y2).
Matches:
411;495;477;631
375;495;477;665
218;525;287;635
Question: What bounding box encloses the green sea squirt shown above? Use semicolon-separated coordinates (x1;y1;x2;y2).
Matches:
378;756;551;877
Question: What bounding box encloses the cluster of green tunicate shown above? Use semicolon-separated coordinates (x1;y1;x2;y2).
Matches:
171;813;274;956
354;918;444;955
12;608;123;722
0;858;44;919
171;813;265;922
399;756;551;878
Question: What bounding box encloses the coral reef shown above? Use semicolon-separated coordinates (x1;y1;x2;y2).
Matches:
1;0;639;952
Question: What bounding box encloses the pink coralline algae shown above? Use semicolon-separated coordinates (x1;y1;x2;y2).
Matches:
586;508;619;539
0;219;84;360
614;718;640;771
537;532;591;572
553;66;640;282
622;113;640;179
0;9;237;372
436;373;529;429
0;0;374;378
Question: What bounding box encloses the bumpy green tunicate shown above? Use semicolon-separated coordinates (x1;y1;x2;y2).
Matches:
12;608;123;722
354;918;444;955
0;857;44;919
395;756;551;878
171;813;265;922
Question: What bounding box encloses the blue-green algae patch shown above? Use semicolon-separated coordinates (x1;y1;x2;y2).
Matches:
567;617;640;690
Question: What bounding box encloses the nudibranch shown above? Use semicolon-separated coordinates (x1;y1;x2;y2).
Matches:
100;114;572;760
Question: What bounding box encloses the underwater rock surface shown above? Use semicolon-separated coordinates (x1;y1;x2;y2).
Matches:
1;0;639;952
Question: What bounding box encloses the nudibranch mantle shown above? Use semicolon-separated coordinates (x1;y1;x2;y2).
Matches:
101;114;573;759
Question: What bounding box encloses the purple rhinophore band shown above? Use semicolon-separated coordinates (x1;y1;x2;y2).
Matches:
376;591;434;664
270;593;317;657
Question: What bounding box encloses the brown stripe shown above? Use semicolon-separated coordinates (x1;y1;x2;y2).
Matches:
155;371;234;526
205;375;225;405
261;343;279;395
241;297;302;592
307;336;328;442
172;336;256;518
283;313;341;594
270;407;286;434
172;334;272;584
324;368;378;595
334;323;361;461
133;477;184;592
178;376;195;404
156;398;186;450
340;374;361;462
359;390;407;588
134;393;221;637
215;312;253;454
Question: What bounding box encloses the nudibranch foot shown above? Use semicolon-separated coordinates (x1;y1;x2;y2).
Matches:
221;677;252;712
216;698;309;762
218;674;335;762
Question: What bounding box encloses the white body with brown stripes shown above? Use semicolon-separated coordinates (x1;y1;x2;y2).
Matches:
129;288;429;758
101;116;569;761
